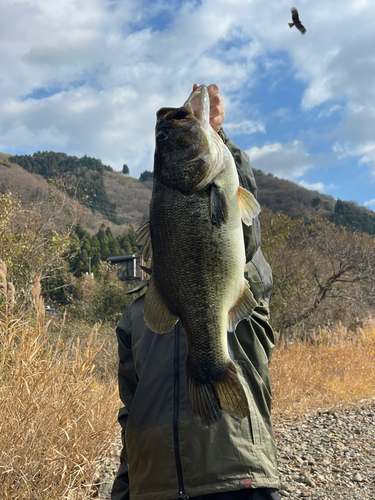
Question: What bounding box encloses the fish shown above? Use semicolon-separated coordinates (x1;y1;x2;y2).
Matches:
138;84;261;428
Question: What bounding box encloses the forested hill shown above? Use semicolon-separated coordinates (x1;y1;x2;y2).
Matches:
3;151;375;236
254;169;375;235
9;152;118;223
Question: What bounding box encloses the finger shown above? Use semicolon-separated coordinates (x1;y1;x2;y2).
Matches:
210;103;225;119
207;84;219;97
210;115;225;133
192;83;199;92
210;106;225;132
209;93;222;109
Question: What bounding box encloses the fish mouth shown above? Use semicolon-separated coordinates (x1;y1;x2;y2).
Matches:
184;84;210;131
155;85;209;139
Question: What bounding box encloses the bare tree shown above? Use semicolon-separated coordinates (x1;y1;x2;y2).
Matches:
0;190;76;298
260;210;375;336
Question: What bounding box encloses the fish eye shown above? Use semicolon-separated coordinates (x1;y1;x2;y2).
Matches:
156;130;169;141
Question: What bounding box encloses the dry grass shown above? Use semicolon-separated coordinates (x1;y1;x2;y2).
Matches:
0;260;121;500
2;246;375;498
271;319;375;417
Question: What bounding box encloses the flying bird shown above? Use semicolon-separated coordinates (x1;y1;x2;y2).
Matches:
288;7;306;35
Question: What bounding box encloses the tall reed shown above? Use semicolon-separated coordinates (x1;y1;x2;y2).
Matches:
0;260;120;500
271;320;375;416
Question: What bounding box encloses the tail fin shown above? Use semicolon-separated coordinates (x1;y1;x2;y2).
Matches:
188;360;249;428
288;22;295;28
188;377;222;429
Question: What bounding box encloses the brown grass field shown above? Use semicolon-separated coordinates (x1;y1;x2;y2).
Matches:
271;320;375;417
1;258;375;499
0;262;120;499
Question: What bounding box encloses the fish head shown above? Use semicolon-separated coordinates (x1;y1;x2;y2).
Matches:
154;85;224;193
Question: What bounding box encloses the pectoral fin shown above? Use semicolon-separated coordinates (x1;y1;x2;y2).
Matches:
125;279;150;295
238;186;260;226
210;184;228;226
144;276;179;333
140;265;152;275
137;222;153;262
227;280;258;332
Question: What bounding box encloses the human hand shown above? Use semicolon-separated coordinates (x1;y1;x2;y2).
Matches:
192;83;225;133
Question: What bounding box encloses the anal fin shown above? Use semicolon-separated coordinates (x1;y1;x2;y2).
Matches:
144;276;178;334
238;186;260;226
227;280;258;332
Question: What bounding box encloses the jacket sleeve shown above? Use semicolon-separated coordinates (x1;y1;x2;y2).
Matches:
111;306;138;500
218;128;273;305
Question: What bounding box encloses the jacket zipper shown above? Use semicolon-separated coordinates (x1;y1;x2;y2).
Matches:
173;323;189;500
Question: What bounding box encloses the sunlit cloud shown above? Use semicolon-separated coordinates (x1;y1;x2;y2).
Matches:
298;180;339;193
364;199;375;208
224;120;265;135
298;180;325;191
0;0;374;205
247;141;312;179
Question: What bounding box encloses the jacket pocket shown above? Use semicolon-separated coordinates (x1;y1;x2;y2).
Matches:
237;360;261;447
245;248;273;304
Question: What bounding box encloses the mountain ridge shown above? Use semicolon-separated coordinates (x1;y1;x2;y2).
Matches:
1;151;375;235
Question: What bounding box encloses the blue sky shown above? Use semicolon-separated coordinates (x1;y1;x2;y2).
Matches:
1;0;375;210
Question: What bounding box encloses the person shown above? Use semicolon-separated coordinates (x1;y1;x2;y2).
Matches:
111;84;280;500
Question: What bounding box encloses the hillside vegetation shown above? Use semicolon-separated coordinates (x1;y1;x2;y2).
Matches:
9;152;118;223
0;157;142;236
3;151;375;236
255;169;375;235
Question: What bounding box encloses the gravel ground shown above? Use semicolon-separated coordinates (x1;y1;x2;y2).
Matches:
93;398;375;499
274;398;375;499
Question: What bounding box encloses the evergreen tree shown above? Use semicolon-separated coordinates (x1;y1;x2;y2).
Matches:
139;170;153;182
9;151;118;222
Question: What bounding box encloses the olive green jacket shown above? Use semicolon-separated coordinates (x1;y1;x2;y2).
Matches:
111;132;279;500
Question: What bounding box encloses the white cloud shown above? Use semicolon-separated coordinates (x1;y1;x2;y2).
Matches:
0;0;375;192
298;180;339;193
318;104;342;119
333;141;375;171
364;199;375;208
224;120;265;135
298;180;325;191
246;141;312;179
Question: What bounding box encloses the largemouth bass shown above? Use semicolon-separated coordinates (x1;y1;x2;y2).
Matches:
138;85;260;428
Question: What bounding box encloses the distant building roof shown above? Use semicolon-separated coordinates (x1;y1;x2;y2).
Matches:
107;254;138;263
